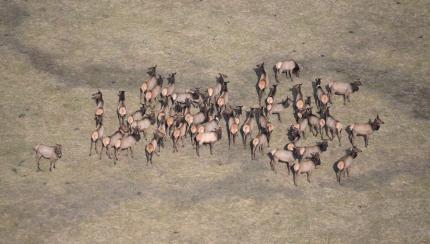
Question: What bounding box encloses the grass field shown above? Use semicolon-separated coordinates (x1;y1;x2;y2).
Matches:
1;0;429;243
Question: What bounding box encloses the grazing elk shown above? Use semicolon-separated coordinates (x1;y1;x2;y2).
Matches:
346;114;384;147
334;147;362;184
195;127;222;156
294;140;329;160
292;153;321;186
326;79;362;105
117;91;127;126
273;60;300;82
33;144;62;171
89;116;104;157
255;62;270;106
140;65;158;103
92;90;104;122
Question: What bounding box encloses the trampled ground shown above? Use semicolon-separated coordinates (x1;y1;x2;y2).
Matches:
0;0;429;243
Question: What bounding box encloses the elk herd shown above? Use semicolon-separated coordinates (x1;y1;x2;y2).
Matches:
34;60;384;186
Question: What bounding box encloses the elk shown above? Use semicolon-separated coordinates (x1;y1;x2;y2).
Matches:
130;112;156;140
334;147;362;184
91;90;104;122
89;116;104;157
100;125;127;160
346;114;384;147
208;73;228;101
312;78;330;113
273;60;300;82
33;144;62;171
172;89;201;104
113;130;141;164
223;105;242;148
172;117;188;152
117;91;127;126
268;145;300;175
319;109;343;146
127;104;147;125
265;84;278;106
145;133;162;166
195;127;222;156
250;129;270;160
140;65;157;103
292;153;321;186
294;140;328;160
240;109;257;148
255;62;270;106
326;79;362;105
306;108;325;139
162;72;176;105
287;124;301;143
255;107;274;145
144;75;163;103
216;81;229;113
190;116;221;146
265;97;292;122
291;118;309;139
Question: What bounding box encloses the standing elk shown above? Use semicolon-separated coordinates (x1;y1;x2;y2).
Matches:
113;129;141;164
117;91;127;126
265;97;292;122
319;108;343;146
145;75;163;103
33;144;62;171
292;153;321;186
223;105;242;148
250;128;270;160
326;79;362;105
162;72;176;105
140;65;158;103
294;140;329;160
145;133;162;166
195;127;222;156
172;117;188;152
130;112;156;140
92;90;104;122
346;114;384;147
255;62;270;106
89;116;104;157
240;109;257;148
127;104;147;125
312;78;330;113
334;147;362;184
273;60;300;82
268;144;300;175
265;84;278;106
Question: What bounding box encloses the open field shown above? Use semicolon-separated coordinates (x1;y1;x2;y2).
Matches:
1;0;429;243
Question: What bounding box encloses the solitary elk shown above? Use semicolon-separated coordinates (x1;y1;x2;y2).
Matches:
92;90;104;122
140;65;157;103
33;144;62;171
255;63;270;106
346;114;384;147
89;116;104;157
117;91;127;126
273;60;300;82
334;147;362;184
326;79;362;105
195;127;222;156
292;153;321;186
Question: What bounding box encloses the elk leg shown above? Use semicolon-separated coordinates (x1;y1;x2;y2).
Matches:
346;168;350;177
347;95;351;103
302;131;306;139
99;146;104;160
337;172;341;184
364;135;369;147
293;172;298;186
95;140;99;154
336;131;342;146
270;159;277;173
36;155;42;171
145;152;149;166
49;160;53;172
209;143;213;155
130;147;134;158
286;162;291;175
181;137;184;147
289;71;293;81
196;143;200;157
89;141;93;156
276;113;281;122
306;172;311;183
343;95;346;105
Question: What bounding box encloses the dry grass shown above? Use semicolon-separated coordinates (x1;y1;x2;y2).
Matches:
1;0;429;243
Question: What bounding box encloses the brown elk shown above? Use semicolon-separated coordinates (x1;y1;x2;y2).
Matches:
240;109;257;148
326;79;362;105
292;153;321;186
89;116;104;157
273;60;300;82
334;147;362;184
91;90;104;122
255;63;270;106
144;75;163;103
162;72;176;105
312;78;330;113
195;127;222;156
346;114;384;147
117;91;127;126
33;144;62;171
250;128;270;160
140;65;157;103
